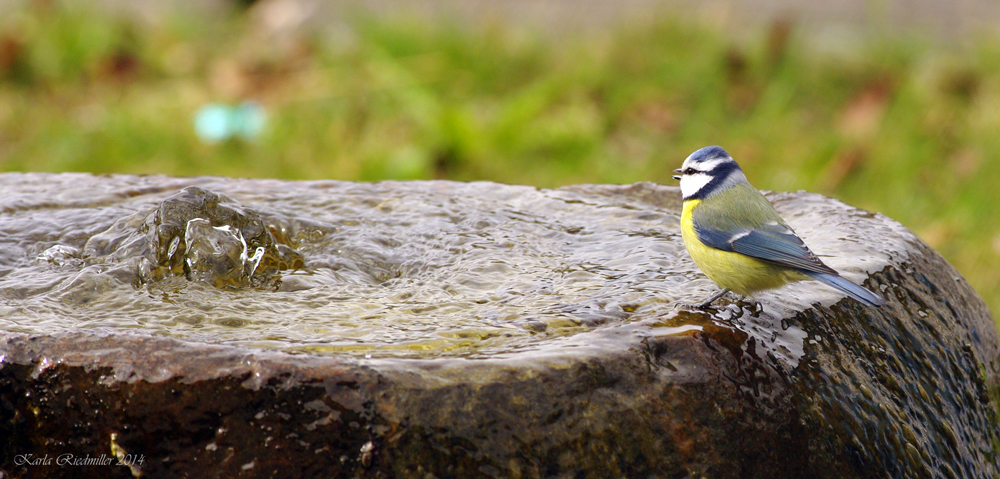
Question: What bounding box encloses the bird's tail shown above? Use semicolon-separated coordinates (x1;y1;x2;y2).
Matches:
803;271;886;307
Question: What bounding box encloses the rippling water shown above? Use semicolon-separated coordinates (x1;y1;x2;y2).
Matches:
0;173;897;359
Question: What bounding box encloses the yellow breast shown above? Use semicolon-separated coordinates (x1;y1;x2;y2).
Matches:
680;199;798;296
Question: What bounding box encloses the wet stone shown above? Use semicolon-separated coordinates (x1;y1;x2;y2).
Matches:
0;173;997;479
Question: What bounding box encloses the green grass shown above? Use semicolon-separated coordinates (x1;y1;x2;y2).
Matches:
2;3;999;321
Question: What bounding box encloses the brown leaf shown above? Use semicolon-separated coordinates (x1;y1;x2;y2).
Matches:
838;82;891;140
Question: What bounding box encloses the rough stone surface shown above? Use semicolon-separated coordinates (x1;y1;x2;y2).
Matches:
0;175;997;478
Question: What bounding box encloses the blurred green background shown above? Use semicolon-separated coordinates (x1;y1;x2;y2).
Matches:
1;1;999;321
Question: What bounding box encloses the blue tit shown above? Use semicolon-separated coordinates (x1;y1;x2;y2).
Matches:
672;146;885;308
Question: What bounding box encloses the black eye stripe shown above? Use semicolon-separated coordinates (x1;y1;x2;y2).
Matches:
682;160;741;200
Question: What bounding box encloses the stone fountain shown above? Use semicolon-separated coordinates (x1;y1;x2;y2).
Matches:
0;173;996;478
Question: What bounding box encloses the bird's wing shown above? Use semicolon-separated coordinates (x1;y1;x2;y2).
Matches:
695;220;838;275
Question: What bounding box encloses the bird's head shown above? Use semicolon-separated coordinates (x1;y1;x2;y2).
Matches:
673;146;748;200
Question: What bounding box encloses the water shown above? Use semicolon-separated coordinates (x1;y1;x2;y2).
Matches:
0;173;899;359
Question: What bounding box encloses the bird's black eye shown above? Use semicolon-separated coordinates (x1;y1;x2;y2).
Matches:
683;168;696;175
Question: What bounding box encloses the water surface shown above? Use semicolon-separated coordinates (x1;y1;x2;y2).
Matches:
0;173;897;359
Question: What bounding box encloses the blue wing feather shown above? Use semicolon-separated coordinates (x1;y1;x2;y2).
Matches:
694;221;836;275
729;229;837;275
695;227;737;252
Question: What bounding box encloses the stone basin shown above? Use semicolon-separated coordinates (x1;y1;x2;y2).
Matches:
0;173;997;478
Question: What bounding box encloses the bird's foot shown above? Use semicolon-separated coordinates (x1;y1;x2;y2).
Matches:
677;289;731;310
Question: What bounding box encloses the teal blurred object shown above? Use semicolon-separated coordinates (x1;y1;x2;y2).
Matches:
194;102;266;143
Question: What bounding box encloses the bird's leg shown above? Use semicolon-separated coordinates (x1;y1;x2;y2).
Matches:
695;289;730;309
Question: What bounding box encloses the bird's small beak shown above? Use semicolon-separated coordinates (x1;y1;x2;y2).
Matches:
672;168;682;181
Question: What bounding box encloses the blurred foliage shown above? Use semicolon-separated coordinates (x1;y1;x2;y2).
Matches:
1;1;999;320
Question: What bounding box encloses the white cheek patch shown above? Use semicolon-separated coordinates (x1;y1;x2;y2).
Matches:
680;172;713;199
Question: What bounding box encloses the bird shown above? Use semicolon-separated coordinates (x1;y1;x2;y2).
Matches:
672;145;885;308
